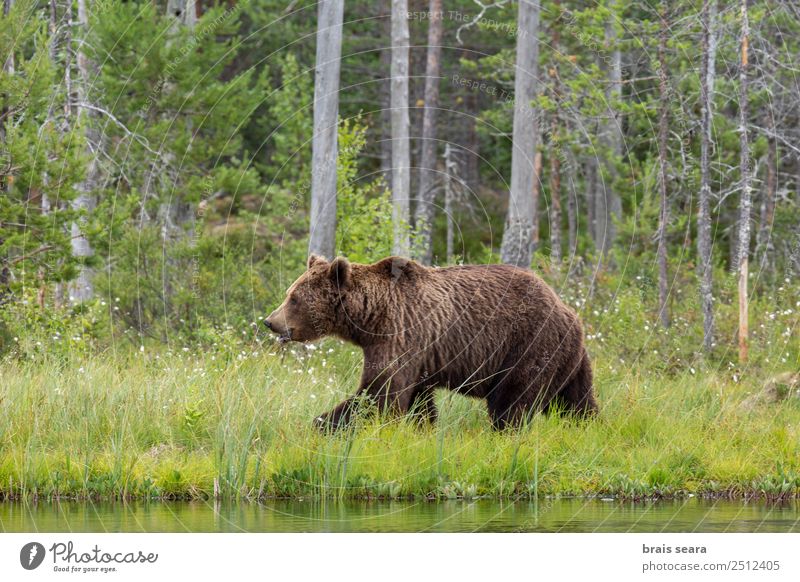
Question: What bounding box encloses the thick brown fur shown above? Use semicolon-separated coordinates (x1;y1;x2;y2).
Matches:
265;255;598;430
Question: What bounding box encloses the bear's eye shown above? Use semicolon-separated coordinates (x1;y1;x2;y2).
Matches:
289;296;299;306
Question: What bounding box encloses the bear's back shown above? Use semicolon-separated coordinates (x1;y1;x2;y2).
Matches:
419;263;578;336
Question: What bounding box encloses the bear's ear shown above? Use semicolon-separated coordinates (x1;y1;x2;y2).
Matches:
307;254;327;270
373;256;423;281
329;256;351;290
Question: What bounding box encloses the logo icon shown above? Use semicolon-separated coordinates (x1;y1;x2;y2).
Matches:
20;542;46;570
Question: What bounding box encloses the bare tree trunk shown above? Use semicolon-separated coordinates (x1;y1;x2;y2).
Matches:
379;0;393;186
756;109;777;273
41;0;58;308
444;143;456;263
157;0;198;316
0;0;13;300
308;0;344;259
586;155;596;251
549;115;562;264
656;1;670;328
698;0;717;352
500;0;540;267
566;149;578;259
390;0;411;256
464;87;480;189
166;0;195;24
548;10;562;266
596;1;623;261
531;149;543;251
413;0;443;265
55;0;72;307
737;0;751;363
2;0;13;80
68;0;98;304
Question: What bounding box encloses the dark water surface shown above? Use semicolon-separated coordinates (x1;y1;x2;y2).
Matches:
1;499;798;533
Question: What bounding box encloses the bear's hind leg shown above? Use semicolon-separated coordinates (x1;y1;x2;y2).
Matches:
486;379;541;430
558;351;598;417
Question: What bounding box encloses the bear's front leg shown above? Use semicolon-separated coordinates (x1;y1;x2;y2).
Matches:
408;385;437;424
313;397;360;431
313;361;416;431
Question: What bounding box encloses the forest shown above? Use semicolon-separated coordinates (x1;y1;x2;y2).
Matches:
0;0;799;502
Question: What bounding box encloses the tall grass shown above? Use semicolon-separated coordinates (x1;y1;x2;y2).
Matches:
1;271;797;501
0;337;798;501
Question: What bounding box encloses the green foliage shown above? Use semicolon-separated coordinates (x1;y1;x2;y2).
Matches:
265;54;313;186
0;0;85;288
0;290;107;359
74;1;302;341
335;118;395;263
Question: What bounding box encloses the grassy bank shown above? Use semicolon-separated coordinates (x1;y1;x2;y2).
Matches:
1;339;799;502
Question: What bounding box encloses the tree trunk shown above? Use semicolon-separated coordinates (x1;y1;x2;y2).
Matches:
698;0;717;352
2;0;12;79
379;0;392;186
55;0;72;307
166;0;196;25
500;0;540;268
531;149;543;251
464;86;480;190
566;149;578;260
413;0;443;265
737;0;751;364
41;0;57;307
586;155;596;251
390;0;411;256
308;0;344;259
548;9;562;266
756;109;777;273
596;0;623;261
549;115;562;264
656;2;670;328
0;0;13;301
444;143;456;263
68;0;98;304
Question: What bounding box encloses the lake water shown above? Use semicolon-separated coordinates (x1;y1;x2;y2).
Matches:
1;499;798;533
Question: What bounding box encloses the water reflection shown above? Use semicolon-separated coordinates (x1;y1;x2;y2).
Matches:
1;498;798;533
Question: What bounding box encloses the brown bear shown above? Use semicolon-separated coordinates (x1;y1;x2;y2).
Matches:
265;255;597;430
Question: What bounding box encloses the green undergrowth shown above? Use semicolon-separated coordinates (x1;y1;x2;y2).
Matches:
1;339;799;502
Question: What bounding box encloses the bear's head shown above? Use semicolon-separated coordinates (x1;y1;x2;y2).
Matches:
264;254;351;343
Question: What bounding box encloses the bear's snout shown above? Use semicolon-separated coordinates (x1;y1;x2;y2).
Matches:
265;310;293;343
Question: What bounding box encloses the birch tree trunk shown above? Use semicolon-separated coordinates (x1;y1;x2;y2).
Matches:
68;0;98;304
531;149;543;251
379;0;393;186
308;0;344;259
0;0;13;298
586;155;596;251
656;2;670;328
566;149;578;260
2;0;14;78
443;143;456;263
737;0;752;363
500;0;540;267
390;0;411;256
756;109;777;273
155;0;197;314
548;10;562;266
698;0;717;352
549;114;562;265
166;0;196;25
595;0;623;260
413;0;443;265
